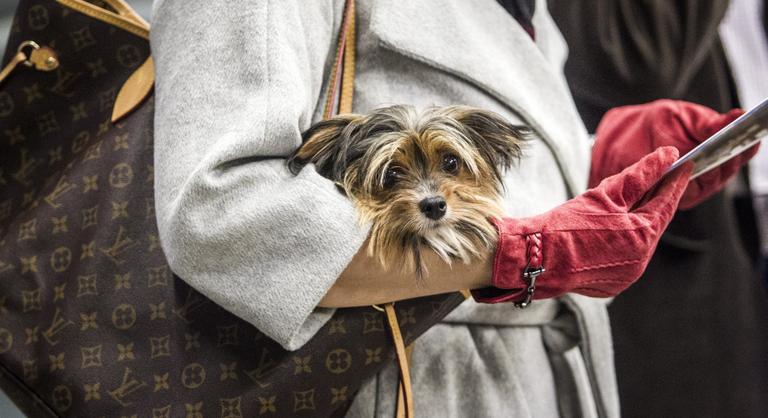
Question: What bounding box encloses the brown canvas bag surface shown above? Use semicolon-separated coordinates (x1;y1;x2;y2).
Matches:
0;0;464;416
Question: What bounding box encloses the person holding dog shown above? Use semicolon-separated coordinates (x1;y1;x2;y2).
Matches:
150;0;757;416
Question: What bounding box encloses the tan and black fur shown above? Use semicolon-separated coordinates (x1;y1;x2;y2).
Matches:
288;105;529;277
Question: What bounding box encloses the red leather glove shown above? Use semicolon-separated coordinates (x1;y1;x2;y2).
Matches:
473;147;690;304
590;99;759;210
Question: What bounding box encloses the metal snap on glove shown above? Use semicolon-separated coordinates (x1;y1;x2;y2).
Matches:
473;147;690;305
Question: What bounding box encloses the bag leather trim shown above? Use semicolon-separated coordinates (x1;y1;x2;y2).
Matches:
56;0;149;39
102;0;150;28
54;0;154;122
112;57;154;122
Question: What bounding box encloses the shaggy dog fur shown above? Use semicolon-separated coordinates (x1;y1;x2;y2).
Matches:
289;105;529;277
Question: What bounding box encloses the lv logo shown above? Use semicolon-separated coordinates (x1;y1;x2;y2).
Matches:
11;148;43;187
49;67;82;99
108;368;147;407
42;308;74;346
44;174;77;208
100;226;136;264
244;349;278;388
172;288;209;323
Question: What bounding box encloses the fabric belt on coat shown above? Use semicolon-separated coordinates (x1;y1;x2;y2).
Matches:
443;296;618;418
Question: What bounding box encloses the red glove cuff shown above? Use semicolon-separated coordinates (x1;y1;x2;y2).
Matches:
472;221;546;305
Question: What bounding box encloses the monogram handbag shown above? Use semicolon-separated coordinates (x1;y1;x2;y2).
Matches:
0;0;466;416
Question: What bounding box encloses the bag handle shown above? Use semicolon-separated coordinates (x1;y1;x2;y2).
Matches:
112;57;154;122
0;1;152;119
0;41;60;86
102;0;150;28
49;0;154;122
325;2;413;417
386;304;415;418
56;0;149;38
324;0;357;118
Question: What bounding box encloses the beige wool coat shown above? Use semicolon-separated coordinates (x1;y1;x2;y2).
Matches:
151;0;619;416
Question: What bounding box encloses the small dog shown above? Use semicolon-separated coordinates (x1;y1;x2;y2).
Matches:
288;105;528;277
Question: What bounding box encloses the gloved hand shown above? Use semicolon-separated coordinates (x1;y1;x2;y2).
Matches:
473;147;690;304
590;99;759;210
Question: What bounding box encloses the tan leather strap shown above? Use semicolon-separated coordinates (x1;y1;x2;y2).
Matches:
391;295;471;417
54;0;153;121
384;303;414;418
338;0;356;115
396;343;416;418
103;0;150;29
0;41;60;88
112;57;154;122
324;3;414;416
56;0;149;39
324;0;356;119
0;52;26;86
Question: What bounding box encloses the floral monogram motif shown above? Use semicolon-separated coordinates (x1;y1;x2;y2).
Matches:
0;1;465;416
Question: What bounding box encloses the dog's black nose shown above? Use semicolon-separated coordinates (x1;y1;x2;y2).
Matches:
419;197;447;220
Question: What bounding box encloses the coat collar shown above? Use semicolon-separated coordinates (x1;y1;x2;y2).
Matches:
368;0;590;194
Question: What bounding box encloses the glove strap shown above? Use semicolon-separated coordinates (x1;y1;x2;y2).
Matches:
515;233;546;308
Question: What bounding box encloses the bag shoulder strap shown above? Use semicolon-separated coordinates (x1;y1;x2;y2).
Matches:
325;3;413;417
324;0;357;119
57;0;149;38
102;0;150;28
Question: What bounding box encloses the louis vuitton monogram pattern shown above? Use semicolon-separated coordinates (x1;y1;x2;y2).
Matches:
0;1;465;417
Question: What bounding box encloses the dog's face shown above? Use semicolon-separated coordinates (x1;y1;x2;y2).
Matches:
289;105;528;276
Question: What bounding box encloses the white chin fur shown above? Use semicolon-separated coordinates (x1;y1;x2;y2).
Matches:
422;224;479;265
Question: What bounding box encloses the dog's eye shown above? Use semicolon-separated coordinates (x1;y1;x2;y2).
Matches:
442;154;460;174
383;167;402;189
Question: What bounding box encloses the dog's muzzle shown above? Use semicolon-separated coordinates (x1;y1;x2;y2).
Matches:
419;196;447;220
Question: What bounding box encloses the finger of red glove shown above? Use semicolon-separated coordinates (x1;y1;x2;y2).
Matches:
585;146;680;212
651;101;741;145
707;108;745;138
635;159;692;233
679;143;760;210
676;104;744;143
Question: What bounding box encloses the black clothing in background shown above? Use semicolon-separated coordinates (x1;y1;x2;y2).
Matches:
550;1;735;131
549;2;768;418
497;0;536;22
497;0;536;36
765;0;768;42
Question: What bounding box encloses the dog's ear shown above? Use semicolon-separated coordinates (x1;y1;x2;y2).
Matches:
449;107;530;169
288;114;361;181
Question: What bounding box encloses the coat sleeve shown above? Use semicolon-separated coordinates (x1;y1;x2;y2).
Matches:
150;0;367;351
